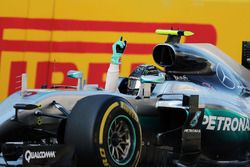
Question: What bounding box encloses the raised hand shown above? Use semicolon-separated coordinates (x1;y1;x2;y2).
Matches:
111;36;127;65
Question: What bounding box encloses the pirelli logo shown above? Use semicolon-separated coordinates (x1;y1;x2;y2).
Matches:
0;17;217;101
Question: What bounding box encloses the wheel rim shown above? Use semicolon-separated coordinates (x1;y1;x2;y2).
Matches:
107;115;136;165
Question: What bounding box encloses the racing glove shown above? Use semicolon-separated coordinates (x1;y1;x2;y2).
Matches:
111;36;127;65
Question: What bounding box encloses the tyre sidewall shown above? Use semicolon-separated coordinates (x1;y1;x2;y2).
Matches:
96;98;141;167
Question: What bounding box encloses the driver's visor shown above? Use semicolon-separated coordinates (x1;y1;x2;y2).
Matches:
128;79;141;89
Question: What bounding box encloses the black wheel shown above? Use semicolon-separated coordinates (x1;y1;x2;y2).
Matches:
64;95;142;167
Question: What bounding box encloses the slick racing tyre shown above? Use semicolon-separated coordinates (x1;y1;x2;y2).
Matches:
64;95;142;167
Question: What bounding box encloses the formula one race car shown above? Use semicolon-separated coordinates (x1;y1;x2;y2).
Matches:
0;30;249;167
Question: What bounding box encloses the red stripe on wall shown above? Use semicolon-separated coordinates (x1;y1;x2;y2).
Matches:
0;17;217;44
1;40;155;54
0;17;214;32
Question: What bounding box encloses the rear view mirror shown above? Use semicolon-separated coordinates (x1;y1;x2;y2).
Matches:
153;44;175;67
67;70;82;79
141;74;165;84
67;70;84;90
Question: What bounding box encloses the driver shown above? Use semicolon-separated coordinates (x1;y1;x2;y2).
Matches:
127;64;161;95
105;37;162;94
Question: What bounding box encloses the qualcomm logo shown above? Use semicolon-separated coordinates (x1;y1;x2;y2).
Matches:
24;150;56;163
202;115;250;132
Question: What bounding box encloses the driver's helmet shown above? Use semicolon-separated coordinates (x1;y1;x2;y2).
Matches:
127;64;161;95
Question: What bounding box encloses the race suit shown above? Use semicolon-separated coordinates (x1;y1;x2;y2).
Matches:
105;37;126;92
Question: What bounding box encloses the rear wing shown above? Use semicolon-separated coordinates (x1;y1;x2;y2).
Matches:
242;41;250;69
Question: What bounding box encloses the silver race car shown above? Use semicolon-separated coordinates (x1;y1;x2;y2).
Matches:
0;30;249;167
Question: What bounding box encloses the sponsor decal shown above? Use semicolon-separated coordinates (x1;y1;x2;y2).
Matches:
99;148;110;167
201;82;213;89
24;91;37;97
216;64;236;89
202;115;250;131
24;150;56;163
120;101;138;122
173;75;188;81
190;111;201;128
184;129;201;133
